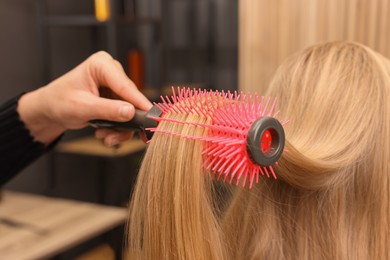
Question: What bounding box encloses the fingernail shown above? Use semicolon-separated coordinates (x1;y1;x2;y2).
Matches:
120;105;132;120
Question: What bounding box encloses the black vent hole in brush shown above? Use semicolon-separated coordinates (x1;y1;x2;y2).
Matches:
247;117;285;166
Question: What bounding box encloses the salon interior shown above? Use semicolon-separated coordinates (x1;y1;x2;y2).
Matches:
0;0;387;259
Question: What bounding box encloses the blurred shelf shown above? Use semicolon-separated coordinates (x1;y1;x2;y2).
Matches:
42;15;160;27
76;243;115;260
56;136;146;158
115;16;161;26
37;0;165;87
42;15;104;26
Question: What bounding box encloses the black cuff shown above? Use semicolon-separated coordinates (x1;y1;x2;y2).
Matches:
0;93;62;185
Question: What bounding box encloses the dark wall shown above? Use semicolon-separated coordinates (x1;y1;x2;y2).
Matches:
0;1;94;193
0;1;40;98
0;1;47;193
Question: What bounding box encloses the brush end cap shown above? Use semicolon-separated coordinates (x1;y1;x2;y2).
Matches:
247;117;285;166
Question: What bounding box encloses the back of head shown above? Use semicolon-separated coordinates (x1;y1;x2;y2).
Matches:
223;42;390;259
270;42;389;189
126;42;390;260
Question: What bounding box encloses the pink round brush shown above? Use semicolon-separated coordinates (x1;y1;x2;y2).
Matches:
147;87;287;188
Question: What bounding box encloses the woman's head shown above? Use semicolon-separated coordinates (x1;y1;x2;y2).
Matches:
225;42;390;259
267;42;390;189
127;42;390;259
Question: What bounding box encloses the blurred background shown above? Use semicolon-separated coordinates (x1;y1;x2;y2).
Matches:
1;0;238;194
0;0;237;259
1;0;390;259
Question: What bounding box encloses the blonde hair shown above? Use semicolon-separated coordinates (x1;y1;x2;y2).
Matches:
126;42;390;259
126;112;226;259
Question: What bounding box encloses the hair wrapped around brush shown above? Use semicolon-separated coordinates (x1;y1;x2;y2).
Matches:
126;42;390;260
147;88;287;188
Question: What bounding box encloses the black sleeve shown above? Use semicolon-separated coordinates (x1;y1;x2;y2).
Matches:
0;94;61;186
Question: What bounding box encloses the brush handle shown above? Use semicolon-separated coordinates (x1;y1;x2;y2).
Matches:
90;109;147;131
89;106;162;141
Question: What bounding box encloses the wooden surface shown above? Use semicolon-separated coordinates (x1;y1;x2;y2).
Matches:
56;136;146;157
76;244;115;260
0;191;127;260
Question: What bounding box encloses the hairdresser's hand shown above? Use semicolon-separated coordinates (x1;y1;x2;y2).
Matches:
18;51;152;146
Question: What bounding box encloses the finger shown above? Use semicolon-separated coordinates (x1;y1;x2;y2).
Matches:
103;132;134;147
95;129;134;146
88;52;153;111
84;94;135;122
113;59;125;71
95;128;116;139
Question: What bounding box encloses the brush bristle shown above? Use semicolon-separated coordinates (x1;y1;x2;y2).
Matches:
147;87;287;188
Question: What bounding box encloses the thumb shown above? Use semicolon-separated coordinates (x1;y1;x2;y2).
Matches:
85;95;135;122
